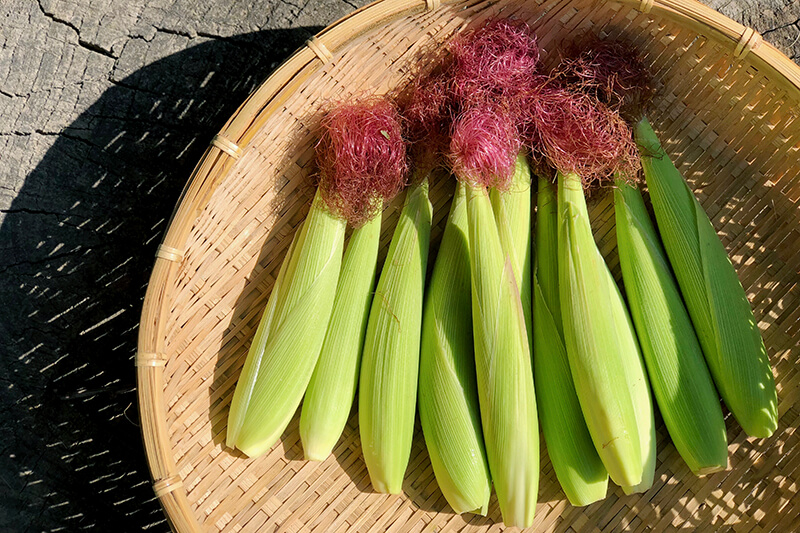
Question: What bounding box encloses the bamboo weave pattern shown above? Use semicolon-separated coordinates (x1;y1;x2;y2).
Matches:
137;0;800;531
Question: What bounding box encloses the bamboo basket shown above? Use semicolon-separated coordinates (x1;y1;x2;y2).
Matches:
136;0;800;531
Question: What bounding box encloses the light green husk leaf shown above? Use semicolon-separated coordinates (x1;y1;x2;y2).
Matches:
635;117;778;438
300;210;382;461
226;231;299;450
359;179;433;494
419;181;490;515
614;178;728;475
490;151;533;345
467;184;538;529
228;189;345;457
534;175;608;506
557;170;649;488
613;263;656;495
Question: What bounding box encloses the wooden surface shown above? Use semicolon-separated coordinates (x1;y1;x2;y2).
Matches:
0;0;796;531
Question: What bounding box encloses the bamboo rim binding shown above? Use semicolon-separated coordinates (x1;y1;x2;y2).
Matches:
136;0;800;531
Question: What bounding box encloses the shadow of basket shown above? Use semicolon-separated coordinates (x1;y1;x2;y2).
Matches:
0;26;324;532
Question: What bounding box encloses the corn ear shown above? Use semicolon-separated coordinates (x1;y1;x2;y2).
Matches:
611;254;656;496
577;176;656;495
359;179;433;494
614;179;728;475
228;189;345;457
557;170;648;488
490;151;533;344
300;211;382;461
226;231;299;449
636;117;778;438
607;227;657;496
467;184;538;528
419;181;490;515
534;176;608;506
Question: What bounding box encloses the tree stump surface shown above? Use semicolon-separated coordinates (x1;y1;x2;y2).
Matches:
0;1;797;531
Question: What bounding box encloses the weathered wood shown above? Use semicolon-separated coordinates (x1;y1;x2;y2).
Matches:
0;0;796;531
0;1;369;530
708;0;799;60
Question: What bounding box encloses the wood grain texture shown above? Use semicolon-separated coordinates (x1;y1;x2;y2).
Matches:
0;0;796;531
0;2;369;531
708;0;799;60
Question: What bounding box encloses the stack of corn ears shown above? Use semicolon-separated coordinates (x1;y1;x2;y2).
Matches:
223;28;779;530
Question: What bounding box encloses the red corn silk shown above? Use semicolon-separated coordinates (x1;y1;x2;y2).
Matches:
516;74;549;150
400;71;454;175
449;104;521;191
558;39;655;123
443;19;543;189
316;97;408;227
529;84;639;187
448;18;541;115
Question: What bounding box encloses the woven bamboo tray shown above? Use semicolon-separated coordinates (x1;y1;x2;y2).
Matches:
137;0;800;531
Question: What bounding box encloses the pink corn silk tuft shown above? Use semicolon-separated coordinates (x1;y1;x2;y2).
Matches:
316;97;408;226
449;104;521;190
559;39;655;122
444;19;543;189
530;84;639;186
448;18;541;114
517;74;549;149
403;69;453;142
401;71;454;173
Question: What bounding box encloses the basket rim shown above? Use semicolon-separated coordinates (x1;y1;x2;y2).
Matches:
135;0;800;531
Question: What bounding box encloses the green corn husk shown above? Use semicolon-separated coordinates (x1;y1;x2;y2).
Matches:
227;189;345;457
614;178;728;475
418;181;490;515
467;184;538;529
490;151;533;343
616;325;657;493
226;230;298;450
533;175;609;506
611;244;657;496
635;117;778;438
359;179;433;494
558;170;653;489
610;223;657;496
300;210;382;461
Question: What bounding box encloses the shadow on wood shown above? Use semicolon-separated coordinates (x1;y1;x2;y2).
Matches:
0;26;322;532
